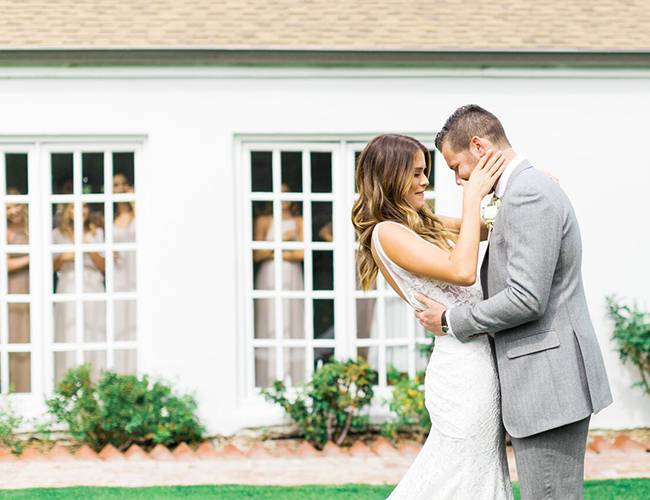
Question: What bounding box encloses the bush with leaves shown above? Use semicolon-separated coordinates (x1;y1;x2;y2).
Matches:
381;365;430;443
46;365;205;451
607;296;650;397
0;397;25;454
261;357;374;449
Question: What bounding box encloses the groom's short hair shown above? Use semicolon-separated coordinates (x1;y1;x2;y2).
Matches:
435;105;511;153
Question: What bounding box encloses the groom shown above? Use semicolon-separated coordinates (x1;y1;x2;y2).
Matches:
416;105;613;500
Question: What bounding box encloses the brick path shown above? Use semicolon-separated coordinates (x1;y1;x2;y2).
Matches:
0;436;649;489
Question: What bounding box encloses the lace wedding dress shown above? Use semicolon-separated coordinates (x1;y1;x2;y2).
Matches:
374;222;513;500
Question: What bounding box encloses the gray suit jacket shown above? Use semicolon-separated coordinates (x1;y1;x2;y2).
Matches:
449;160;613;438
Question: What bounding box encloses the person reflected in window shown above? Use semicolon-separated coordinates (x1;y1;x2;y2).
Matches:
6;189;31;391
52;203;106;343
253;183;304;343
112;173;136;349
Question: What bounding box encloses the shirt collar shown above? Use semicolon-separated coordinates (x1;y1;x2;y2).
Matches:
494;153;525;199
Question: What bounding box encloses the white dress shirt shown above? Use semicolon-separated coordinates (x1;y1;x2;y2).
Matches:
444;153;526;338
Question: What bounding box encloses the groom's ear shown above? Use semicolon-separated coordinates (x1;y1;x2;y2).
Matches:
470;136;487;157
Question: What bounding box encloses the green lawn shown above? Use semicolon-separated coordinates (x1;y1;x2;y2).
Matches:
0;480;648;499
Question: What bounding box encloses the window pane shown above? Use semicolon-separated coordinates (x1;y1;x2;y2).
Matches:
427;150;436;191
84;301;106;342
84;351;107;381
416;348;430;373
353;150;362;193
53;251;76;293
6;204;28;244
385;297;406;339
54;351;76;383
114;251;136;292
313;347;334;371
113;202;136;242
51;153;74;195
281;152;302;193
282;253;304;291
251;151;272;192
284;348;306;386
114;350;137;375
282;299;304;339
253;254;274;290
85;203;105;239
113;153;136;193
9;353;30;393
5;153;28;195
82;153;104;194
254;298;275;339
54;302;76;342
386;346;408;385
356;298;378;339
252;201;273;241
52;202;73;233
7;254;29;294
83;252;106;293
114;300;137;341
311;152;332;193
313;251;333;290
8;303;30;343
255;347;276;387
313;299;334;339
312;202;333;242
357;347;379;385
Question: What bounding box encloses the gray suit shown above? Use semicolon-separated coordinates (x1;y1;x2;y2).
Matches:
448;160;613;499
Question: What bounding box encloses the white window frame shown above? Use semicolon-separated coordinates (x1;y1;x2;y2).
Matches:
236;134;450;407
0;137;147;417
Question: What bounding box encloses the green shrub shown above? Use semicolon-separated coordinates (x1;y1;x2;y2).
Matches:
606;296;650;397
261;357;374;449
0;397;24;454
382;365;430;443
46;365;205;451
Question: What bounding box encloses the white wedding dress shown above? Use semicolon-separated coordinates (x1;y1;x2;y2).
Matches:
374;222;513;500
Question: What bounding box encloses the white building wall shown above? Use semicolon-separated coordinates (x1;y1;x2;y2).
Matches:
0;67;648;434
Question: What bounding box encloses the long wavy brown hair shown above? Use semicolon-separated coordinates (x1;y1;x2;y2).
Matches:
351;134;454;291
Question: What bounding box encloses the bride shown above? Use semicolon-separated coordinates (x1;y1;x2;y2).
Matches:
352;134;513;499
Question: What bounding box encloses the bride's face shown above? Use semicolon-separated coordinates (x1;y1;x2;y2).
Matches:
406;150;429;211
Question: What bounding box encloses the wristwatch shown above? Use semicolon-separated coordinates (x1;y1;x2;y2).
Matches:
440;310;450;334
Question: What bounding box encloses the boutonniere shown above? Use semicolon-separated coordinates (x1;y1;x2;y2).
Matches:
482;198;501;230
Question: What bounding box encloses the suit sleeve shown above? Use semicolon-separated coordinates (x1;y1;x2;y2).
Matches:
448;183;563;342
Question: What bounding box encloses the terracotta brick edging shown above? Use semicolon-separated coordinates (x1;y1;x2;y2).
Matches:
3;432;649;462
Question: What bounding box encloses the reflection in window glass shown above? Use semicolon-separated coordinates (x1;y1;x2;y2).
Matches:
54;302;76;343
255;348;276;387
313;251;333;290
113;251;136;292
281;152;302;193
313;347;334;371
8;303;30;343
6;203;28;245
284;348;305;386
114;350;137;375
5;154;28;194
7;255;29;294
54;351;76;383
356;299;377;339
311;152;332;193
113;202;136;242
114;300;137;342
83;301;106;342
252;201;273;241
84;350;107;381
254;299;275;339
313;299;334;339
113;153;135;192
9;353;30;393
386;297;406;338
82;153;104;194
312;202;333;242
386;346;409;385
51;153;73;195
251;151;272;192
282;299;304;339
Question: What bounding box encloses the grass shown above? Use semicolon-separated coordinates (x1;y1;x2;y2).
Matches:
0;480;648;499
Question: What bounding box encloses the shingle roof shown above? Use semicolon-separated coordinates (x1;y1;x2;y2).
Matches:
1;0;649;52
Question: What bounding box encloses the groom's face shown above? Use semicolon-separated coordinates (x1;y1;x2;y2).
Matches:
440;142;481;186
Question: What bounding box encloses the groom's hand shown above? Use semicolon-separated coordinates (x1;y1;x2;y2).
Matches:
414;294;448;336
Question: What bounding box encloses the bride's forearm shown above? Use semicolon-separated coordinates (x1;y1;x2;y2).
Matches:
447;196;482;283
